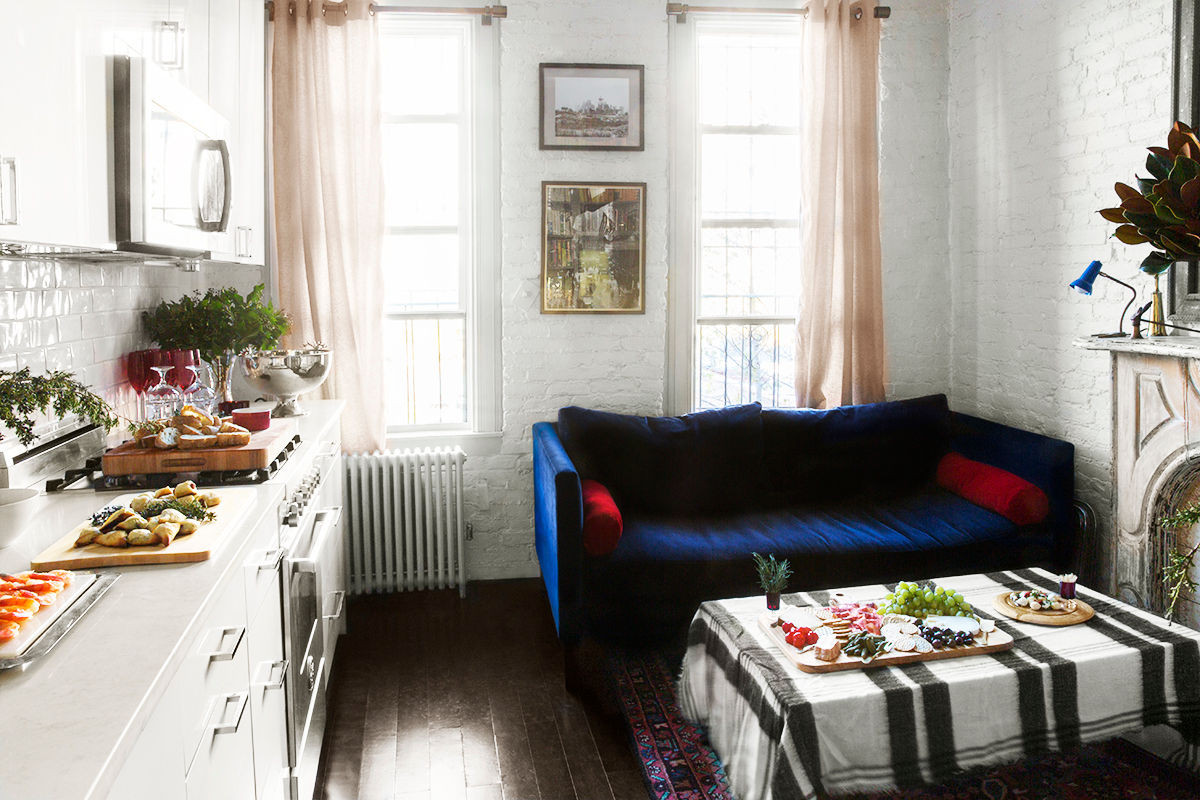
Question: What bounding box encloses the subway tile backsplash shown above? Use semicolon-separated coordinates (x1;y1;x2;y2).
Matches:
0;256;264;435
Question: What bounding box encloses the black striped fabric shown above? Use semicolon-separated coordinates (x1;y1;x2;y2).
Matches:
677;569;1200;800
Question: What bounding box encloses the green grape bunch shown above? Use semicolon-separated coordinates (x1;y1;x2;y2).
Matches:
878;581;977;619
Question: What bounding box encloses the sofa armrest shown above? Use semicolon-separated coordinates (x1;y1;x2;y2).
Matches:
949;412;1076;569
533;422;584;645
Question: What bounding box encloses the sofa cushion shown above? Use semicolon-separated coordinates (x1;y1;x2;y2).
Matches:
557;403;763;515
581;479;623;556
936;452;1050;525
761;394;951;505
582;488;1049;639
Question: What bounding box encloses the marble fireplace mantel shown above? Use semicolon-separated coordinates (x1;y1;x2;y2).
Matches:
1077;334;1200;620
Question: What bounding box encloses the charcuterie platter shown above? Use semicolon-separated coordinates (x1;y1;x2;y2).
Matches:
759;580;1013;673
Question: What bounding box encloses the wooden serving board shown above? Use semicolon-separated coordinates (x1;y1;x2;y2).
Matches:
30;487;259;570
991;593;1095;626
101;418;297;476
758;611;1014;673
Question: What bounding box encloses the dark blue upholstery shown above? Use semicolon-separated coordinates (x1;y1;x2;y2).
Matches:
557;403;764;514
533;396;1077;644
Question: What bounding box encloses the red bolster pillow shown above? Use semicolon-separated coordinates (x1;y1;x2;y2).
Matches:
581;479;623;556
936;452;1049;526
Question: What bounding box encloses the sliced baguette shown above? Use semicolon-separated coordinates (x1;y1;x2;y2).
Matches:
179;433;218;450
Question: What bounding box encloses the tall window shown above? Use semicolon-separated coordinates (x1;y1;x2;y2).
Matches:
671;17;803;411
379;17;499;434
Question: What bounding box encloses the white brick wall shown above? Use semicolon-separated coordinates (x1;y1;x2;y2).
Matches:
947;0;1174;580
463;0;957;579
0;257;264;434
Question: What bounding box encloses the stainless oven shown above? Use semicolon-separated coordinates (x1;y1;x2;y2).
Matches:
280;447;341;800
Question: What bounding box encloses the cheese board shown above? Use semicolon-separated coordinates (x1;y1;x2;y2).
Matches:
31;486;258;570
991;592;1095;626
101;418;297;476
759;610;1014;673
0;571;118;669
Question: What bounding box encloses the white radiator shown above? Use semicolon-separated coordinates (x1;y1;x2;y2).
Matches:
344;448;467;597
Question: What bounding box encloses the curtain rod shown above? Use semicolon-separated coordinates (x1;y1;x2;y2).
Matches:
267;2;507;24
665;3;890;23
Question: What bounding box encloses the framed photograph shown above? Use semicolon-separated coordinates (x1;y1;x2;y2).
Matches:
542;181;646;314
539;63;645;151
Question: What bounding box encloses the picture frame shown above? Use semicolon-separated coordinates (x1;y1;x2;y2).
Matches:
541;181;646;314
539;63;645;151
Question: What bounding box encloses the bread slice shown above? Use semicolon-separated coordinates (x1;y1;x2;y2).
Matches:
154;427;180;449
179;433;218;450
216;430;251;448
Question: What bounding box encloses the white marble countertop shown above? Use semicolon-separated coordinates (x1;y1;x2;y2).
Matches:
1074;333;1200;357
0;399;344;800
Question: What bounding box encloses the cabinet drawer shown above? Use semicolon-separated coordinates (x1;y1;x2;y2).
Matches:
184;687;256;800
243;504;283;613
247;571;289;800
176;574;249;768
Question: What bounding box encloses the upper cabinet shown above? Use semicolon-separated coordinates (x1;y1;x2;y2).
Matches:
0;0;266;265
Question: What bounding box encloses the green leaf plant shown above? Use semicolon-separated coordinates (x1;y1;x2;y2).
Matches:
0;368;118;446
1098;121;1200;275
752;552;793;594
141;284;290;365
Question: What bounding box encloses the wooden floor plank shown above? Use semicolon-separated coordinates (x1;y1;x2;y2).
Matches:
315;581;647;800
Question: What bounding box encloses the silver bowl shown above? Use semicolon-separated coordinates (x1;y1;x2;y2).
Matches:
240;349;333;417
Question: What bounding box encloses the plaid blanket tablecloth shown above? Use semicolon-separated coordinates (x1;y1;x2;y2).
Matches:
678;568;1200;800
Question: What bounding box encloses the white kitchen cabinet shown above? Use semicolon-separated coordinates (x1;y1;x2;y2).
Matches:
244;527;290;800
108;679;188;800
0;0;265;261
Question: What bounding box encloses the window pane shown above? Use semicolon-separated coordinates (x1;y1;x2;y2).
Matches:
380;32;462;116
383;233;460;312
701;133;800;220
382;123;459;227
697;323;795;409
698;31;801;127
384;317;467;426
699;227;800;317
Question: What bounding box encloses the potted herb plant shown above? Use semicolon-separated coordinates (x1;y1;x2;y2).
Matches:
0;368;117;446
141;284;290;402
753;552;792;611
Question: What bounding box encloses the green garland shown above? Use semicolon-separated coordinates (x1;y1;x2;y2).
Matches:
0;368;117;446
1160;504;1200;622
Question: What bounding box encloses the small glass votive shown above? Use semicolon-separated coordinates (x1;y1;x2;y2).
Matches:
1058;573;1078;600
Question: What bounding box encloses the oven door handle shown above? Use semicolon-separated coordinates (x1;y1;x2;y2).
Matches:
292;506;343;575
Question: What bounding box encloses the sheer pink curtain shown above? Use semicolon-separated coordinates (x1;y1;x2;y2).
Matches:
794;0;887;409
271;0;385;452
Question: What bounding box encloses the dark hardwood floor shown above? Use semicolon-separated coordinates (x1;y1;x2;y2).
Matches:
314;580;649;800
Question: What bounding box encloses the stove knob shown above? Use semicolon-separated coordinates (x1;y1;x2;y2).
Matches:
284;502;300;527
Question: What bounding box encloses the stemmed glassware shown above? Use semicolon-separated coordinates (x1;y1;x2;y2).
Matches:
145;358;182;421
182;364;218;416
125;349;157;422
170;349;200;393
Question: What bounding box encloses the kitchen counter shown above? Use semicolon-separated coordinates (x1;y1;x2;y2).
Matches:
0;400;344;800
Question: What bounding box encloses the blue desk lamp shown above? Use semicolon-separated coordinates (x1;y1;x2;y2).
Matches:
1069;260;1137;338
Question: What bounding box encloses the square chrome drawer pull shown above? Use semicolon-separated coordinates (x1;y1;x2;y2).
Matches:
253;658;288;691
253;547;285;572
207;626;245;662
323;591;345;622
210;691;249;736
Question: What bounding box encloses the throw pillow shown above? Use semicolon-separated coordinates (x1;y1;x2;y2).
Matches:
581;479;623;556
936;452;1049;526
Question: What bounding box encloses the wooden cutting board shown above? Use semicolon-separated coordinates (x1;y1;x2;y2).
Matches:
101;418;297;475
31;487;260;570
758;611;1014;673
991;593;1095;626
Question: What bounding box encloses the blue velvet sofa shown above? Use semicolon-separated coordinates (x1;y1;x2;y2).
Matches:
533;394;1076;644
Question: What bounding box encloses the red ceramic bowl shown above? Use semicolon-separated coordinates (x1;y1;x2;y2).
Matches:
232;408;271;432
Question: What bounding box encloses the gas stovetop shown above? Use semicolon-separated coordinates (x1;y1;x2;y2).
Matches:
42;435;302;493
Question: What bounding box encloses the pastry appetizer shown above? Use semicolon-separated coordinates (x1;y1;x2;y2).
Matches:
74;482;219;549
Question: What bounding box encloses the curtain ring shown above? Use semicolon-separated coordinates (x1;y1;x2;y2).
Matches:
853;7;863;19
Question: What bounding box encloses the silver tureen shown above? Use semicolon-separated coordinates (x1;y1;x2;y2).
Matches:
240;348;333;417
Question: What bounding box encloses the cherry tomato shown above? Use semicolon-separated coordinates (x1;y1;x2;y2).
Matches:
804;628;820;646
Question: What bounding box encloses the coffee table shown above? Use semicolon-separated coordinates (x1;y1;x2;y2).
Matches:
678;568;1200;799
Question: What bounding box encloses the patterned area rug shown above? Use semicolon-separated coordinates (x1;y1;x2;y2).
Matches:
606;649;1200;800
